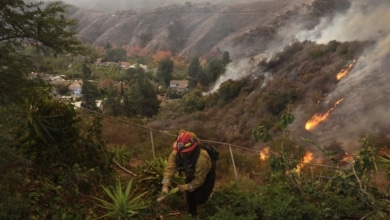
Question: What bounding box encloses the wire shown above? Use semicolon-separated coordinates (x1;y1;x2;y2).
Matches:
75;105;387;173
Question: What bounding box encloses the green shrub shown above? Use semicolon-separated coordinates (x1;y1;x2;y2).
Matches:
109;144;132;166
203;182;264;219
93;179;148;219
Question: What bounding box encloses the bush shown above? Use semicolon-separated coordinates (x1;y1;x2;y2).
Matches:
181;89;205;113
217;79;247;106
93;179;148;219
204;182;264;219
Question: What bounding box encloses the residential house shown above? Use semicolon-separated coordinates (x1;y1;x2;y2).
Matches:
99;78;129;94
128;63;148;71
169;80;188;92
120;61;131;69
98;61;119;67
68;80;83;99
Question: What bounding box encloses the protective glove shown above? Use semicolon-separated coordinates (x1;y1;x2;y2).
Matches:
161;185;169;194
178;184;190;192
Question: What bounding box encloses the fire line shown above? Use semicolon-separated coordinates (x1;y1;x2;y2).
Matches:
305;98;344;130
336;59;356;80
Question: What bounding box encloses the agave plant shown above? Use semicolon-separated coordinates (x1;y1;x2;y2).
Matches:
109;144;132;166
137;157;184;194
93;179;148;219
377;153;390;180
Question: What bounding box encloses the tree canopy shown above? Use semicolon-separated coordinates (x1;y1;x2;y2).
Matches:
188;56;202;88
125;71;160;117
0;1;113;218
105;47;127;62
157;58;174;87
0;0;82;104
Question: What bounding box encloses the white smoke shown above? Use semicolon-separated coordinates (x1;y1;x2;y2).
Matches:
206;0;312;94
294;0;390;152
207;54;270;94
207;58;251;94
297;1;389;43
207;0;390;152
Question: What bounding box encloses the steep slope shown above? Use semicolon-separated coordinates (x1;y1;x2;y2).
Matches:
147;0;390;155
66;0;390;155
55;0;257;12
68;0;318;59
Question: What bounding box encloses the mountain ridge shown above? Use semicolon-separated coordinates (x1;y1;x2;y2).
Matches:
53;0;260;13
68;0;323;60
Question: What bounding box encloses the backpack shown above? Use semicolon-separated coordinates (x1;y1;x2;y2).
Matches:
200;143;219;162
175;143;219;178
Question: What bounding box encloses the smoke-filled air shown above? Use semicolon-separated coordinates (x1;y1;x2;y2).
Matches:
211;0;390;153
42;0;257;12
47;0;389;153
294;0;390;152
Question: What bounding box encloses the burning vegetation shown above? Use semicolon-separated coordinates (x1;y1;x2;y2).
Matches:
259;147;270;161
295;151;314;173
336;59;357;80
305;98;344;130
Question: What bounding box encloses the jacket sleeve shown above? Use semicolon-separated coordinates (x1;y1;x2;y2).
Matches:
188;149;212;192
161;150;177;186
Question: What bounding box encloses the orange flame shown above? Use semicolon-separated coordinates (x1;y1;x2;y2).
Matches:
305;98;344;130
259;147;270;161
336;59;356;80
295;151;314;172
341;153;353;163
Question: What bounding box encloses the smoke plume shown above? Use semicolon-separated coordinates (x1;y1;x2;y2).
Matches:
294;0;390;152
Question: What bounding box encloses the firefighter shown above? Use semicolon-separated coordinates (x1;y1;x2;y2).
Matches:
161;130;216;217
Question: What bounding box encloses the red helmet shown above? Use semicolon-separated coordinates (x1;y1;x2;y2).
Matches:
173;130;198;153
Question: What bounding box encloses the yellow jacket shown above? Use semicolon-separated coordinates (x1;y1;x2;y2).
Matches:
162;148;212;192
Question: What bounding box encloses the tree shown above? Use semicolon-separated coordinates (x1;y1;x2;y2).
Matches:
81;63;99;110
157;58;174;87
188;56;202;88
125;74;160;117
124;64;144;83
182;89;205;113
104;42;112;50
221;51;231;68
103;83;122;116
207;59;223;82
0;1;113;218
218;79;247;106
199;59;223;87
105;48;127;62
2;86;113;218
0;0;82;105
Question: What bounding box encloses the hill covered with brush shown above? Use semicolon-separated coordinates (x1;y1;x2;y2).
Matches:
66;0;349;60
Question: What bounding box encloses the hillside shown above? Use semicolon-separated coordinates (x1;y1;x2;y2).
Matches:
55;0;257;12
68;0;390;155
3;1;390;218
144;0;390;156
67;0;341;60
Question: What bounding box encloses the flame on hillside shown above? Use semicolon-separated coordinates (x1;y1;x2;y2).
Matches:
259;147;270;161
341;153;353;164
305;98;344;130
336;59;356;80
295;151;314;172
